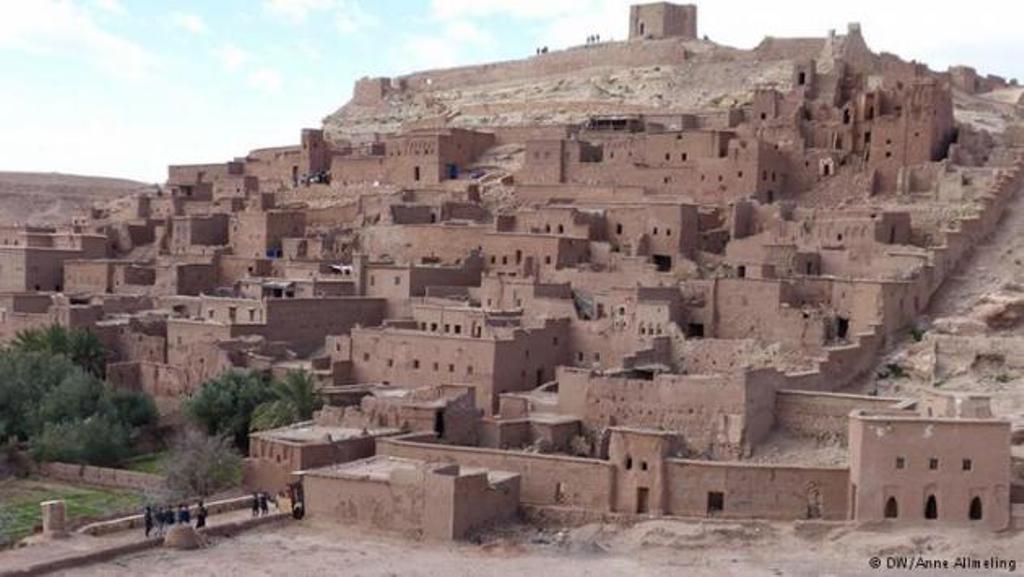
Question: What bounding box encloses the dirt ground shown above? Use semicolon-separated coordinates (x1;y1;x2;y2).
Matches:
48;518;1022;577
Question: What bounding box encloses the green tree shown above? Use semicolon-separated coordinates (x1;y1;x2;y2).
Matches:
29;416;131;466
10;325;107;377
250;370;322;432
182;370;276;450
0;349;156;466
164;430;243;498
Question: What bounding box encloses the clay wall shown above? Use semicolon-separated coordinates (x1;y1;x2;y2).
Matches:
557;367;778;458
663;459;850;520
378;434;615;511
775;390;903;440
849;414;1012;529
38;462;166;493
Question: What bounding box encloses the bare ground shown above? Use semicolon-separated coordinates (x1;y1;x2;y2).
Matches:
49;518;1023;577
0;171;153;226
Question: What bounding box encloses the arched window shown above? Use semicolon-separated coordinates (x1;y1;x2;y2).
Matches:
884;496;898;519
969;497;983;521
924;495;938;520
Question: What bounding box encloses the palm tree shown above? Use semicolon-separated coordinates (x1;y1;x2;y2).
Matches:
249;370;322;431
11;325;107;377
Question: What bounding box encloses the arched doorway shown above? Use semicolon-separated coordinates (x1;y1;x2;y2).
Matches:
806;484;823;519
884;496;899;519
969;497;983;521
924;495;938;520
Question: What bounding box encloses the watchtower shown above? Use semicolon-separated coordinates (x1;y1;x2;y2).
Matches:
629;2;698;41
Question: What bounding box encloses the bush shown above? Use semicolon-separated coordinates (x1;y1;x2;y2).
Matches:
164;430;242;498
29;416;131;467
183;370;276;450
0;349;157;467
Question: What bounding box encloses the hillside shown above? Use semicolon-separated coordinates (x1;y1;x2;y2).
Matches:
322;28;869;139
0;172;154;226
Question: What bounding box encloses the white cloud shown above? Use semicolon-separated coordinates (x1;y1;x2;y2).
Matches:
171;11;208;35
93;0;125;15
334;0;376;34
295;39;322;61
248;67;283;92
398;21;494;72
215;43;251;71
0;0;154;79
263;0;334;23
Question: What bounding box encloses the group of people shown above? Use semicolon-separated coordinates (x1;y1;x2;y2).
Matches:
143;501;208;538
251;491;273;517
534;46;549;55
585;34;603;44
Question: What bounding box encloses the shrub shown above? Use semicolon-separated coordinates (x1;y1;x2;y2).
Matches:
29;416;131;467
183;370;276;450
164;430;242;498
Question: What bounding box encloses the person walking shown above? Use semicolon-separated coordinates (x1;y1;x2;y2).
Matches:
143;506;153;538
251;492;260;518
154;506;166;536
258;492;269;516
177;504;191;525
195;500;208;529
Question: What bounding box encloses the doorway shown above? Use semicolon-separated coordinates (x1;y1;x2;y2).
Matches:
636;487;649;514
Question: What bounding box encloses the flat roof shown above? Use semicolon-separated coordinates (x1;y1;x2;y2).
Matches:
304;455;519;484
251;422;400;444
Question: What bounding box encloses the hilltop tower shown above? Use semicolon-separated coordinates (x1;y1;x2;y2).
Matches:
629;2;698;41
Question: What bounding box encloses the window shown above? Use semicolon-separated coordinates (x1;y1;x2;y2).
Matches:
454;325;461;335
448;364;454;373
386;359;394;368
444;324;450;333
466;365;473;375
433;362;439;371
413;359;420;369
363;353;370;361
625;456;633;470
929;458;939;470
895;457;906;470
962;459;972;471
707;492;724;515
616;223;623;235
394;276;401;286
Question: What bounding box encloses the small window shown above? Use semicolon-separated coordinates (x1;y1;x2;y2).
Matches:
929;458;939;470
962;459;972;471
707;492;724;515
413;359;420;369
448;364;454;373
363;353;370;362
394;276;401;286
386;359;394;368
895;457;906;470
625;456;633;470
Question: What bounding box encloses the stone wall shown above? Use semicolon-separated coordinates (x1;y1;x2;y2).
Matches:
38;462;166;493
775;390;904;440
378;434;615;511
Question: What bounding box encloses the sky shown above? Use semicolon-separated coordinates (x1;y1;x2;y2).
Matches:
0;0;1020;183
